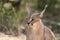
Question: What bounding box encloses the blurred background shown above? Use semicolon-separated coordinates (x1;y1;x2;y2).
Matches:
0;0;60;40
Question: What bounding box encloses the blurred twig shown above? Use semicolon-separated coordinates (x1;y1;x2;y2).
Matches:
43;19;60;26
0;23;8;31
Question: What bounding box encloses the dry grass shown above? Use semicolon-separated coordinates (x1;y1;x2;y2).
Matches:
55;33;60;40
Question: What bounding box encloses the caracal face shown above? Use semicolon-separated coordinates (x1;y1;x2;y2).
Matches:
26;12;42;26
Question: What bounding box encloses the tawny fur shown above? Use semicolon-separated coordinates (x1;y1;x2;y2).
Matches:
26;13;55;40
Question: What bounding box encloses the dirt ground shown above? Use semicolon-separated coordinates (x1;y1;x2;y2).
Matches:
0;32;26;40
0;32;60;40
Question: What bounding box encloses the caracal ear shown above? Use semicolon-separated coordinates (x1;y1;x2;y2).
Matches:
26;3;32;16
40;4;48;18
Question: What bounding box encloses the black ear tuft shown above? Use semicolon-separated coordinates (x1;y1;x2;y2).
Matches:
26;3;32;16
40;4;48;18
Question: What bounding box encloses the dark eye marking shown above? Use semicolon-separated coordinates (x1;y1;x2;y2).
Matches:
32;18;34;21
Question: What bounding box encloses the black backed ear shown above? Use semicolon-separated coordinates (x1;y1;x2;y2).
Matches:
40;4;48;18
